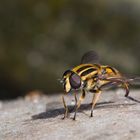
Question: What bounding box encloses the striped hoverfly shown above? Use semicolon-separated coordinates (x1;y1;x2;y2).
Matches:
61;51;140;120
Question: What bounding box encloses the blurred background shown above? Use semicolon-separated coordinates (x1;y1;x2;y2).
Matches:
0;0;139;99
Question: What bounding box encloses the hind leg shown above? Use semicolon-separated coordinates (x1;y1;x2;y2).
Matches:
123;83;129;97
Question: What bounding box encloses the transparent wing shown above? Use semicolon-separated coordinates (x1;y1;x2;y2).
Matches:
120;73;140;85
100;81;120;90
127;77;140;85
100;76;140;86
81;50;100;64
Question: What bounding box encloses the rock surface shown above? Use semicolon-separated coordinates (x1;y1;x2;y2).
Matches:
0;90;140;140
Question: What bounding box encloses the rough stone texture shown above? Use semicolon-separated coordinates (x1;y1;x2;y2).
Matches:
0;89;140;140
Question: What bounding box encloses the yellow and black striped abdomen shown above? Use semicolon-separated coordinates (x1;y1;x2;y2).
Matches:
101;65;121;78
95;65;122;89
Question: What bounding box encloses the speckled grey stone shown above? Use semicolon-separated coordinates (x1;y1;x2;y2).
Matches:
0;90;140;140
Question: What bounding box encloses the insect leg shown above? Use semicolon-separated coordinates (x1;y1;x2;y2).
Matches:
74;92;78;107
90;90;102;117
62;95;69;119
69;92;78;112
100;77;130;97
99;77;140;103
123;83;129;97
73;92;78;111
73;89;86;120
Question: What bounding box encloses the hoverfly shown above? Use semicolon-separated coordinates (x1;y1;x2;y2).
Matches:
61;51;140;120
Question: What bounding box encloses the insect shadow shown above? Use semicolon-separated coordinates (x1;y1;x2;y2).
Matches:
31;101;136;120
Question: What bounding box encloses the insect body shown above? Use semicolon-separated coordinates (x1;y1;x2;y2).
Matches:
61;51;138;120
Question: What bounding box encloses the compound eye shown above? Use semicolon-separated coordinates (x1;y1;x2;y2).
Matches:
69;73;81;89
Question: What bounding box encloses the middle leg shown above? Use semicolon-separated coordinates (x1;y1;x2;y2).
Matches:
91;90;102;117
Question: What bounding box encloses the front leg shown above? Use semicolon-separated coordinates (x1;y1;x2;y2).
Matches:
72;92;78;111
73;89;86;120
62;95;69;119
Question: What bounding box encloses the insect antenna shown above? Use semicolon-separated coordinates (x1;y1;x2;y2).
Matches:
57;78;64;84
